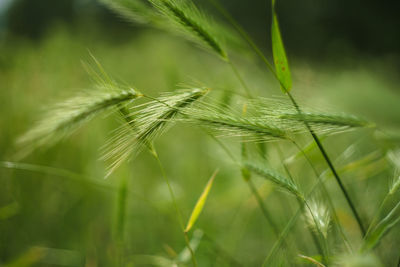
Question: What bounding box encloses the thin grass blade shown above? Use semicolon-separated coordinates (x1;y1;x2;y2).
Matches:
184;170;218;233
271;0;291;92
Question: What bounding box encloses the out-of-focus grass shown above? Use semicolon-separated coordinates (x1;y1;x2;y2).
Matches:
0;25;400;266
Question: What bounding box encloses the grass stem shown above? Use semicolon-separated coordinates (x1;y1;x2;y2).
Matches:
227;59;253;98
154;155;198;267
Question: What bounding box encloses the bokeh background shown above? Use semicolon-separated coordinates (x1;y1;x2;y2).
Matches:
1;0;400;266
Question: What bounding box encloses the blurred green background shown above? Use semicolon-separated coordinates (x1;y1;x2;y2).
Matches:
1;0;400;266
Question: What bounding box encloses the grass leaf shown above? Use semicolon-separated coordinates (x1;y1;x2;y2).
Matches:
271;0;292;92
185;170;218;232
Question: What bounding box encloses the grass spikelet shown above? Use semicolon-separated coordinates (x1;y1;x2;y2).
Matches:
17;83;142;157
246;97;373;135
102;88;208;175
245;162;302;199
305;200;331;239
149;0;227;59
183;102;288;141
278;112;372;130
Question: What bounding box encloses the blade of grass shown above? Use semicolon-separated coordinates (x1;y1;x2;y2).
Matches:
185;169;218;233
271;0;291;93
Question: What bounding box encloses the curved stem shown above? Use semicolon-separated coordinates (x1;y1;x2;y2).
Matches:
247;178;281;237
207;133;281;239
154;155;198;267
276;146;326;262
227;58;253;98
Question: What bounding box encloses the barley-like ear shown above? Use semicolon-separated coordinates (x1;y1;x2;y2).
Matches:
247;97;373;135
102;88;209;175
17;82;142;158
245;162;302;199
149;0;227;59
304;200;331;239
278;112;372;131
182;102;288;141
99;0;159;24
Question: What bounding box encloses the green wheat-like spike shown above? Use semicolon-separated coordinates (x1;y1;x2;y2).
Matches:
149;0;227;59
278;112;372;128
246;97;373;135
17;85;142;157
182;101;288;141
245;162;302;199
102;88;209;176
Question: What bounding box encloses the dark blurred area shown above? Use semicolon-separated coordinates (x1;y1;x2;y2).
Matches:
1;0;399;60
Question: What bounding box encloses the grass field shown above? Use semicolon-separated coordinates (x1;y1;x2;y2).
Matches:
1;1;400;266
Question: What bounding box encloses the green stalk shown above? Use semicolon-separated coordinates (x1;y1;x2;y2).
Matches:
276;146;326;260
227;59;253;98
115;176;128;267
203;232;244;267
118;106;197;266
154;155;198;267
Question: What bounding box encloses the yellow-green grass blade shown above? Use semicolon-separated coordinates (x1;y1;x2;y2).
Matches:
184;169;218;233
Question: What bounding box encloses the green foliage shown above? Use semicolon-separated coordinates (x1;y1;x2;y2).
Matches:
185;170;218;233
271;0;292;92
